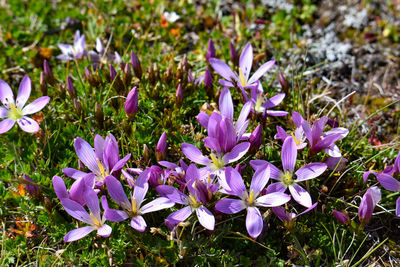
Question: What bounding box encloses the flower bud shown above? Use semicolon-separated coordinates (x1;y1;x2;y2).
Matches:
95;102;104;128
163;63;173;83
43;60;56;85
125;87;138;118
148;65;155;85
109;64;124;93
279;72;286;91
143;144;151;163
206;38;215;62
358;186;381;225
249;124;262;154
66;76;76;96
332;210;350;225
131;50;142;80
123;62;133;88
176;84;183;107
230;42;238;66
109;63;117;81
73;98;82;117
39;72;47;95
204;67;214;100
156;131;167;161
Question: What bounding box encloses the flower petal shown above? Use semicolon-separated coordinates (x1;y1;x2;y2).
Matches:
156;185;188;205
52;176;68;200
16;75;31;108
239;43;253;81
209;58;237;83
266;182;287;193
104;175;130;207
130;215;147;232
17;117;39;133
377;173;400;191
246;207;263;238
0;79;14;107
74;137;98;174
196;206;215;230
247;59;275;85
197;112;210;128
265;110;288;117
295;163;327;182
256;192;291;207
219;87;234;120
181;143;210;166
289;184;312;208
62;168;88;179
133;180;149;207
141;197;174;214
84;188;100;218
165;206;192;229
22;96;50;115
104;208;129;222
0;107;8;119
250;160;282;179
94;135;105;161
236;101;252;136
282;137;297;172
111;154;131;174
215;198;245;214
61;198;92;224
263;93;285;109
396;197;400;217
64;226;94;242
219;167;247;197
223;142;250;164
97;224;112;237
250;165;270;196
0;119;15;134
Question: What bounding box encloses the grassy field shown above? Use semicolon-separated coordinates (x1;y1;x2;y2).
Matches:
0;0;399;265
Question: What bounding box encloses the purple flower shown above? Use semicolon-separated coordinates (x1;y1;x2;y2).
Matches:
53;174;95;206
248;82;287;116
358;186;381;224
156;131;167;161
103;172;174;232
0;75;50;134
63;134;131;186
332;210;350;225
88;38;121;67
209;43;275;97
272;203;317;229
157;165;216;230
274;111;308;150
215;166;291;238
206;38;216;62
124;87;139;117
251;137;327;208
60;189;111;242
57;30;86;61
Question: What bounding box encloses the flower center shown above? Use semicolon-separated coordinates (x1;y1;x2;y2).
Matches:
89;212;102;228
188;194;201;209
96;159;109;181
8;103;23;121
245;189;256;207
254;96;264;113
209;153;225;170
291;133;300;146
131;196;138;215
238;68;247;87
281;171;295;186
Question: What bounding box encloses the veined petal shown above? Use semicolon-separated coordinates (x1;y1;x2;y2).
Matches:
97;224;112;237
250;165;270;196
246;207;263;238
219;87;234;120
219;167;247;197
265;110;288;117
133;181;149;208
104;208;129;222
94;135;105;161
209;58;237;82
263;93;285;109
325;127;349;139
215;198;245;214
22;96;50;115
52;176;69;200
74;137;98;174
247;59;275;85
111;154;131;174
295;163;327;182
84;188;100;219
156;185;188;205
181;143;210;166
236;101;252;135
218;79;235;87
250;160;282;179
61;198;92;224
282;137;297;172
256;192;291;207
0;79;14;107
223;142;250;164
16;75;31;108
64;226;94;242
62;168;87;179
0;119;15;134
289;184;312;208
69;178;89;205
239;43;253;80
17;117;39;133
130;216;147;232
266;182;287;194
104;175;130;207
197;112;210;128
220;118;236;153
0;107;8;119
377;173;400;191
165;206;192;229
140;197;174;214
292;111;304;127
313;134;342;152
196;206;215;230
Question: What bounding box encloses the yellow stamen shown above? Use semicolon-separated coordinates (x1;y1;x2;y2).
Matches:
239;68;247;87
90;212;102;228
210;153;225;170
248;189;255;205
131;197;137;214
8;103;23;121
96;158;109;179
281;171;294;186
291;133;300;146
188;194;201;209
254;96;263;112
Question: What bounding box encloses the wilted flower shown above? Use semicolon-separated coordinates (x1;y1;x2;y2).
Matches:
57;30;86;61
215;166;291;238
273;203;318;229
0;75;50;134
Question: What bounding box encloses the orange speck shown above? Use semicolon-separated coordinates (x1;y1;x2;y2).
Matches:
160;15;169;28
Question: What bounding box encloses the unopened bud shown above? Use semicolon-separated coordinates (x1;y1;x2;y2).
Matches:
131;51;142;80
148;65;155;85
39;72;47;95
332;210;350;225
279;72;287;92
73;98;82;117
109;64;124;93
204;67;213;100
156;131;167;161
176;84;183;107
23;174;40;199
125;87;138;118
163;63;173;83
95;102;104;128
43;60;55;85
66;76;76;96
143;144;151;163
206;38;215;62
123;62;132;88
230;42;238;66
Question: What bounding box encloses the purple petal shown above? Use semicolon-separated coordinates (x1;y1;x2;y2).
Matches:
104;208;129;222
16;75;31;108
358;192;374;222
133;181;149;207
250;160;282;179
140;197;174;214
263;93;285;109
0;119;15;134
272;207;290;222
111;154;131;174
292;111;304;127
377;174;400;191
0;107;8;119
196;206;215;230
104;137;120;171
296;202;318;217
64;226;94;242
203;137;221;153
219;167;247;197
105;175;130;207
220;118;236;153
84;188;100;218
52;176;68;200
250;165;271;196
61;198;92;224
97;224;112;237
197;112;210;128
158;161;178;169
74;137;98;174
236;102;252;135
181;143;210;166
94;135;105;161
239;43;253;81
215;198;245;214
156;185;188;205
22;96;50;115
282;137;297;172
274;126;289;141
165;206;192;228
208;112;222;139
0;79;14;107
219;87;234;120
289;184;312;208
69;178;89;205
209;58;237;83
266;182;287;193
218;79;235;87
247;60;275;85
256;192;291;207
223;142;250;164
17;116;39;133
363;170;378;183
396;197;400;217
367;186;381;205
265;110;288;117
313;134;342;152
63;168;87;179
295;163;327;182
246;207;263;238
325;127;349;139
131;215;147;232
